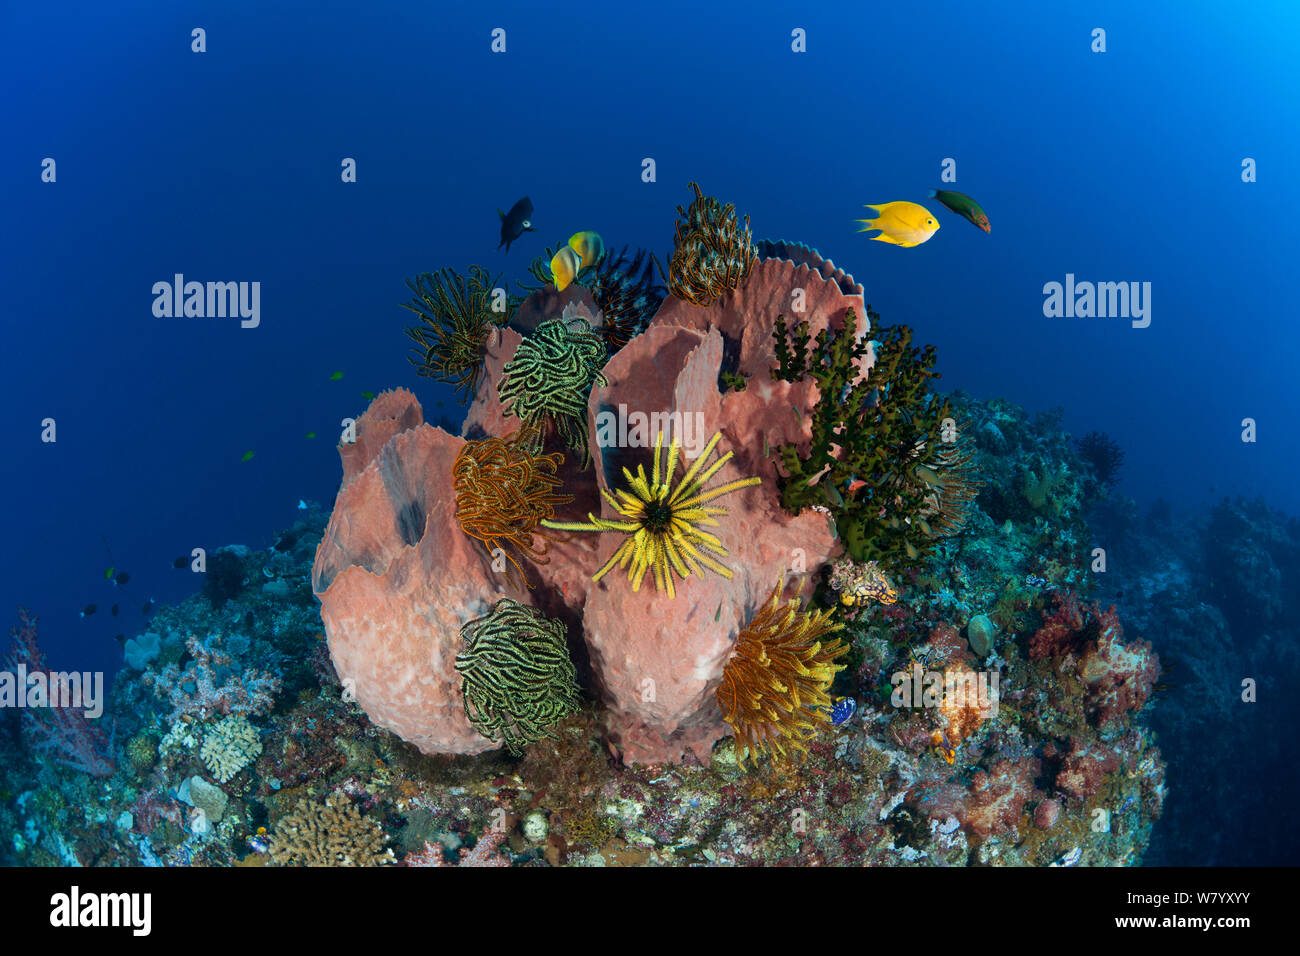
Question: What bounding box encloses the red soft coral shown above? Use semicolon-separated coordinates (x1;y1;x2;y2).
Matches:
1056;736;1121;799
1079;606;1159;732
1028;591;1086;659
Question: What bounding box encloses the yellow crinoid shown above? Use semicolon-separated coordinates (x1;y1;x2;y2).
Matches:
717;580;848;766
542;429;760;598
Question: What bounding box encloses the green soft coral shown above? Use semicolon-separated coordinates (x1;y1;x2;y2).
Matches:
770;306;976;572
1023;462;1071;514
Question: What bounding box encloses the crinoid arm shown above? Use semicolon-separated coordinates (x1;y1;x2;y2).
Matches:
454;599;579;754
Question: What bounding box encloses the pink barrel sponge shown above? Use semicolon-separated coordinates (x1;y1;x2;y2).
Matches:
567;257;868;764
312;389;527;756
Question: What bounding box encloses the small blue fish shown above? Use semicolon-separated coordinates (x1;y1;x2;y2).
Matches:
1025;574;1047;588
826;696;856;727
297;499;308;511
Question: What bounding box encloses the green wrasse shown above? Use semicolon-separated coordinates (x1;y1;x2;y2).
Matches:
929;189;990;233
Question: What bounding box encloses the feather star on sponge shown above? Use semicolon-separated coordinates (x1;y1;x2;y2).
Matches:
542;429;760;598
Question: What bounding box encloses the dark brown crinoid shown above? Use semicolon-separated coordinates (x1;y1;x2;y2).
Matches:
452;429;573;587
667;182;756;307
402;266;517;404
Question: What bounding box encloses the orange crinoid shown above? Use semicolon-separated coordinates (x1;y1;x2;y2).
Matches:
717;581;848;765
452;429;573;586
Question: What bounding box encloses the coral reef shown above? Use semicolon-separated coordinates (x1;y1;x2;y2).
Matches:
2;187;1204;870
716;581;847;764
454;599;580;754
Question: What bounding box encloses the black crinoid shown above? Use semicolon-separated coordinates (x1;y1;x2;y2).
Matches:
1075;431;1125;487
583;246;666;354
516;243;665;355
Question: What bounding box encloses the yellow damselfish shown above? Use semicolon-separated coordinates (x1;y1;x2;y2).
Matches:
855;201;940;248
568;230;605;270
550;246;583;291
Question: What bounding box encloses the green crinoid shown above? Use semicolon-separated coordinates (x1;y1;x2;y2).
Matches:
498;316;608;465
402;266;519;404
454;599;580;755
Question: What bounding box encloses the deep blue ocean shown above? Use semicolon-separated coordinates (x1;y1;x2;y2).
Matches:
3;1;1297;865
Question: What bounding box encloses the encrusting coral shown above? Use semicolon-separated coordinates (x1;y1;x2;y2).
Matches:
402;265;518;404
268;794;395;867
716;581;848;765
454;599;580;755
542;429;761;599
452;428;573;588
667;182;756;306
828;557;899;608
498;316;608;465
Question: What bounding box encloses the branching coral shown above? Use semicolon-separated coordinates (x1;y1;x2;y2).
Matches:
498;316;608;465
402;266;518;404
454;599;580;754
542;430;761;598
200;714;262;783
452;428;573;587
716;581;848;765
268;794;394;866
667;182;755;306
770;307;974;572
